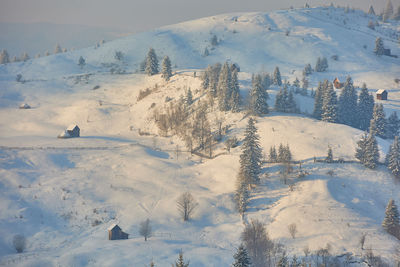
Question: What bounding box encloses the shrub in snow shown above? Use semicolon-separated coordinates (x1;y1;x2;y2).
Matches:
114;51;123;61
13;234;26;253
210;34;218;46
78;56;86;68
16;74;23;83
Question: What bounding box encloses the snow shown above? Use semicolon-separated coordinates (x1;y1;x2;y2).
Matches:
0;6;399;266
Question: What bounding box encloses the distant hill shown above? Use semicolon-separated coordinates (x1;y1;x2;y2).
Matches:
0;22;132;57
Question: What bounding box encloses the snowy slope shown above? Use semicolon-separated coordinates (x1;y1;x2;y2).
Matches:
0;6;400;266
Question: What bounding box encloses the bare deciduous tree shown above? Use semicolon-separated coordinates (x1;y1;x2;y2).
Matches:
139;218;152;241
177;192;198;221
241;219;274;267
288;223;297;239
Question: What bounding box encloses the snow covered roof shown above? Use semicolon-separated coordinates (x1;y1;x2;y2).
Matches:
376;89;387;94
108;224;121;231
67;124;79;131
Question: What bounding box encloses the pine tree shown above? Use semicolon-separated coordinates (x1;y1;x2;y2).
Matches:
383;0;394;21
232;244;252;267
365;131;380;169
357;83;375;131
382;199;400;237
313;81;324;120
338;76;358;127
370;104;387;139
145;48;159;76
368;5;376;16
44;50;50;57
386;112;400;139
303;64;313;76
161;56;172;81
239;118;263;185
208;63;222;97
174;251;189;267
0;49;10;64
261;73;271;90
291;255;299;267
269;146;277;162
201;70;209;90
54;43;62;54
374;37;385;56
235;176;250;216
355;132;368;164
387;136;400;178
273;66;282;86
321;81;338;123
203;47;209;57
186;88;193;106
293;77;300;89
274;86;285;112
78;56;85;68
230;69;240;112
301;76;309;92
217;62;232;111
321;57;328;71
250;74;269;116
277;252;288;267
315;57;322;72
287;90;297;113
326;146;333;163
211;35;218;46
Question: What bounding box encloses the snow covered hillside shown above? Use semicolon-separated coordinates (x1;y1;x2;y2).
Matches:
0;6;399;266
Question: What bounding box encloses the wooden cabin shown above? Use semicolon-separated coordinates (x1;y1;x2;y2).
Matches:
333;78;344;89
66;125;80;137
108;224;129;240
376;89;388;100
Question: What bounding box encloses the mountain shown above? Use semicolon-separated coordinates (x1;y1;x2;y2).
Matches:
0;6;399;266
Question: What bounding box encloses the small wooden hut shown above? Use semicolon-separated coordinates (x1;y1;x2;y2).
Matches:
66;125;80;137
376;89;388;100
108;224;129;240
333;78;344;89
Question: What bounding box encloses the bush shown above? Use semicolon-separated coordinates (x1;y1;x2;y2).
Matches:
13;234;26;253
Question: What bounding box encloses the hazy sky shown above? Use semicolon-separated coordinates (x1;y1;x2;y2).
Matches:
0;0;398;32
